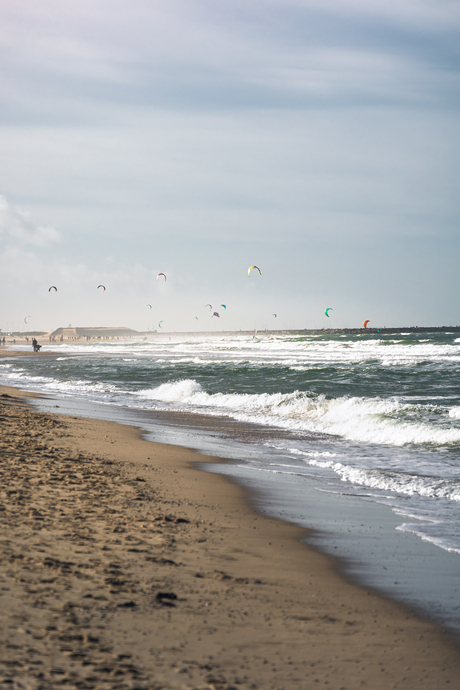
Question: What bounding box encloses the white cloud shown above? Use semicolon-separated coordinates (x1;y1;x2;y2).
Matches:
0;195;60;247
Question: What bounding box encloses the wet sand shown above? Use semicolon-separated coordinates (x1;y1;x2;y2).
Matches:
1;384;459;690
0;349;55;358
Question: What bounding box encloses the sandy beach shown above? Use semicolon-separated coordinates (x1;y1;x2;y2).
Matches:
1;383;459;690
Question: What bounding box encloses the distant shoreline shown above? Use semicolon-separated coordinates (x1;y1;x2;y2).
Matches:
2;325;460;340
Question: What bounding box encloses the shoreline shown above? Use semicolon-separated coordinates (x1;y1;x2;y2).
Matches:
1;384;460;688
25;381;460;640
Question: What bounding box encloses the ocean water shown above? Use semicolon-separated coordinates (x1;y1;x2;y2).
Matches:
1;331;459;635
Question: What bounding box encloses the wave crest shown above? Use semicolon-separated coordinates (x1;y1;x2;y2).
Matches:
134;379;460;448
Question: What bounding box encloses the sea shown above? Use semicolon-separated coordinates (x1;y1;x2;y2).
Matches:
1;330;459;638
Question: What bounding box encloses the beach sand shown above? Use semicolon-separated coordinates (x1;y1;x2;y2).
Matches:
1;384;459;690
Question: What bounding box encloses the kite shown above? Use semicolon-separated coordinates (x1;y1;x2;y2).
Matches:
248;265;262;277
220;304;227;309
156;273;167;281
147;304;152;309
363;320;370;329
97;285;106;292
325;308;333;317
205;304;212;310
194;316;198;320
24;316;30;324
212;312;220;318
273;313;277;317
48;285;57;292
158;321;163;328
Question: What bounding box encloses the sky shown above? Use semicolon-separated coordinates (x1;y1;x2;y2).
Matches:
1;0;459;333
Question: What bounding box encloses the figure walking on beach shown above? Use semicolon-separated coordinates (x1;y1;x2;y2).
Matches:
32;338;41;353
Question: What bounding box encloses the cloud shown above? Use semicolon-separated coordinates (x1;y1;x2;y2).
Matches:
0;195;60;247
0;0;458;127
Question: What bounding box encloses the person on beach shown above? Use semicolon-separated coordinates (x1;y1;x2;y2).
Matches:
32;338;41;353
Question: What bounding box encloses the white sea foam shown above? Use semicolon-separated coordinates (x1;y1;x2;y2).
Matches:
330;464;460;501
134;379;460;448
289;449;338;459
265;449;460;502
26;332;460;370
138;378;202;403
396;524;460;555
